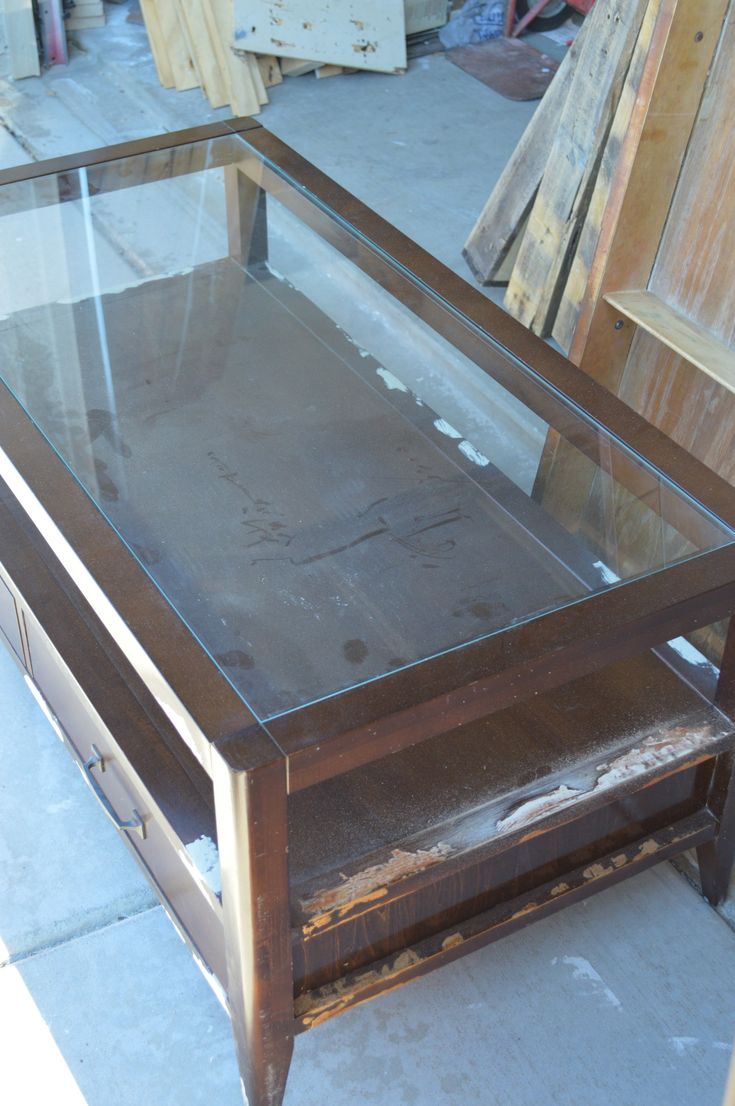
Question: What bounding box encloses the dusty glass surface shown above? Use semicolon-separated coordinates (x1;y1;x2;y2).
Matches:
0;132;732;719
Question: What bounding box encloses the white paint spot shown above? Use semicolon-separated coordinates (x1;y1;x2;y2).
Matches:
593;560;620;585
376;367;408;393
458;440;490;467
669;1037;732;1056
433;418;462;440
554;956;623;1011
185;835;222;896
667;635;715;669
670;1037;700;1056
46;798;75;815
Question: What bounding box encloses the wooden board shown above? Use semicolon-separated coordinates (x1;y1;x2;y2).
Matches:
604;290;735;396
232;0;407;73
551;0;663;353
139;0;175;88
5;0;40;78
504;0;649;336
178;0;230;107
206;0;262;115
534;0;734;664
256;53;282;86
155;0;200;91
616;4;735;484
571;0;729;378
462;21;589;285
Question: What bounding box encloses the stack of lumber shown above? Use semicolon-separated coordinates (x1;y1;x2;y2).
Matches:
463;0;727;358
138;0;448;116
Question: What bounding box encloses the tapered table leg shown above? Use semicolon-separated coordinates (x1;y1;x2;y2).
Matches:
225;162;268;270
212;731;294;1106
698;618;735;904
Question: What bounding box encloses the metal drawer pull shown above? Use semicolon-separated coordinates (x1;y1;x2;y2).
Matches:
83;745;147;839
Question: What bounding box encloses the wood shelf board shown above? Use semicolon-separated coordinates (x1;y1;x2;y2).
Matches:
605;289;735;395
288;652;732;919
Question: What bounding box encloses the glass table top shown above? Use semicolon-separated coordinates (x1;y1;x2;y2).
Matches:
0;130;732;720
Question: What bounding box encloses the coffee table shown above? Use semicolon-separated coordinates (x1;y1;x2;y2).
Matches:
1;119;735;1106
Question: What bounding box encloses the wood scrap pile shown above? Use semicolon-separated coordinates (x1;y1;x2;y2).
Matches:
138;0;449;117
464;0;690;356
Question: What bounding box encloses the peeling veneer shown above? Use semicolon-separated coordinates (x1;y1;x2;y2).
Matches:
298;721;722;934
496;724;717;834
294;819;706;1028
299;844;451;932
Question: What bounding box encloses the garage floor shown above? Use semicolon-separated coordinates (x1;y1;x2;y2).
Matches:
1;5;735;1105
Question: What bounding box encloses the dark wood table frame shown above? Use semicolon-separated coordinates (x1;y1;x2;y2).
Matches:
2;119;735;1106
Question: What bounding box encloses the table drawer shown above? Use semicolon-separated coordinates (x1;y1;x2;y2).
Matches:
0;571;23;663
23;610;228;992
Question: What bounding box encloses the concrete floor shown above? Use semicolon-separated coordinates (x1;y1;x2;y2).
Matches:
1;5;735;1105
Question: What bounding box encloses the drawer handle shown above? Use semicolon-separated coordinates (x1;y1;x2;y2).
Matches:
83;745;147;840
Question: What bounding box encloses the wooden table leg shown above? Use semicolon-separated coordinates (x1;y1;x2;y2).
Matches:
225;162;269;270
697;618;735;904
212;733;294;1106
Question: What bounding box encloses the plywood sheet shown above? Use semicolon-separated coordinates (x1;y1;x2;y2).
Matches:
232;0;407;73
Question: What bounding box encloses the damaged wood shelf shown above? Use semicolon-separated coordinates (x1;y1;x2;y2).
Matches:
604;289;735;396
288;651;735;998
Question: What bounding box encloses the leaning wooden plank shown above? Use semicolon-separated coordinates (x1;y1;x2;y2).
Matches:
505;0;649;336
571;0;729;376
604;290;735;395
256;54;282;86
551;0;663;353
232;0;407;73
171;0;203;89
209;0;261;115
156;0;199;91
5;0;40;78
178;0;229;107
462;18;589;285
139;0;175;88
246;50;268;104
